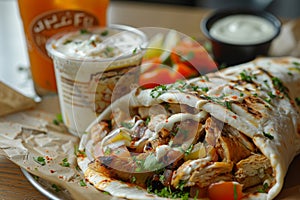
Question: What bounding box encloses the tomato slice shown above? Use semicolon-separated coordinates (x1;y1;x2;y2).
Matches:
173;63;198;78
139;67;184;88
171;40;217;74
139;40;218;89
208;181;244;200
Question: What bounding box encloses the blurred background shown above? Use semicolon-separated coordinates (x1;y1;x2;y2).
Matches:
1;0;300;97
114;0;300;19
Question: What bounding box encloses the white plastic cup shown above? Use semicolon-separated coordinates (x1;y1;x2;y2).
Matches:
46;24;147;137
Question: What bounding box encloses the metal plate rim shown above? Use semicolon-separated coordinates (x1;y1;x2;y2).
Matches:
21;167;62;200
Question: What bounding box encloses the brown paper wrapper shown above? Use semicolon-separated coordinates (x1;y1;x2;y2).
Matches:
0;81;36;117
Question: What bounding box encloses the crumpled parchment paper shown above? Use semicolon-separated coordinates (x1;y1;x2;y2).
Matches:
0;81;36;117
0;96;112;200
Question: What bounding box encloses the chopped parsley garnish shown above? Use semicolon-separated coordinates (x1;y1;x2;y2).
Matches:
132;48;137;54
104;147;111;155
201;94;233;111
174;80;187;92
51;184;61;192
159;174;165;182
263;98;272;104
106;46;114;52
272;77;289;98
292;61;300;66
193;190;199;200
135;167;142;172
101;30;109;36
177;180;187;191
267;92;276;99
80;29;90;34
148;185;189;199
190;85;199;91
295;97;300;106
224;101;232;110
89;40;96;47
263;132;274;140
79;179;87;187
291;62;300;71
60;158;70;167
240;70;253;83
121;122;134;129
131;176;137;183
218;63;227;69
288;72;293;76
63;40;72;45
53;120;59;125
203;75;210;81
263;80;270;89
53;113;63;125
240;93;244;97
33;175;39;181
74;145;86;157
233;183;238;200
258;183;269;193
163;103;170;111
184;144;194;155
33;156;46;166
75;166;81;171
145;116;151;126
201;87;209;92
150;85;168;98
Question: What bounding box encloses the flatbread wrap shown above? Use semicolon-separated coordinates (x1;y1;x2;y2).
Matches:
77;57;300;200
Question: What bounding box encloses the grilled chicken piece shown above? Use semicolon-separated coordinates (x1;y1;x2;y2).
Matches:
189;162;234;187
171;160;233;188
235;154;273;188
205;117;252;163
204;117;223;146
218;132;252;163
172;120;205;146
89;156;154;188
171;159;210;187
222;124;256;152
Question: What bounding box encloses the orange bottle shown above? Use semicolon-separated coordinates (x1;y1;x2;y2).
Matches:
17;0;109;96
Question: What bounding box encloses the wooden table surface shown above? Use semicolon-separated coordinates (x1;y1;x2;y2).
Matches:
0;156;47;200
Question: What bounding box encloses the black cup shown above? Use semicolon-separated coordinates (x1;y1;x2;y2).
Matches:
201;9;281;66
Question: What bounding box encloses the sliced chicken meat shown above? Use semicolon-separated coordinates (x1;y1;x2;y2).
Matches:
235;154;273;188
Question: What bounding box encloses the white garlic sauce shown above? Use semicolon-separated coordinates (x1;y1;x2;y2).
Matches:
53;28;142;59
209;14;276;45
